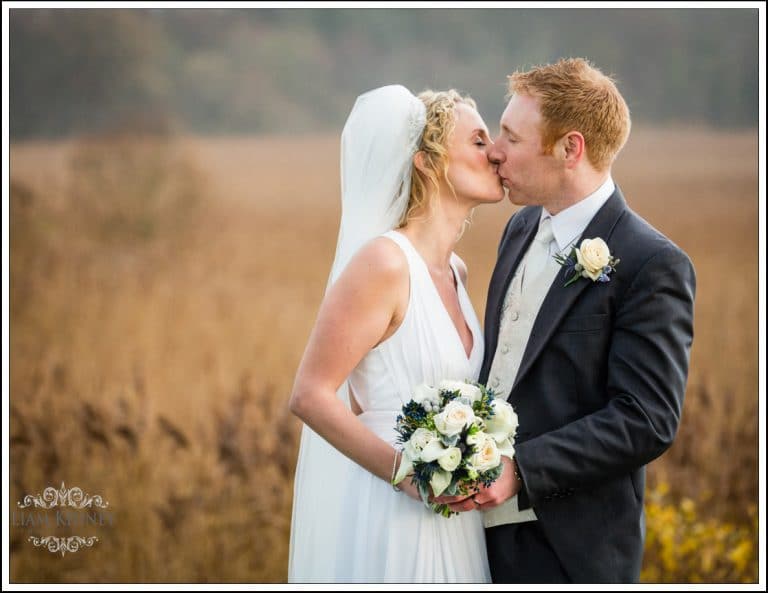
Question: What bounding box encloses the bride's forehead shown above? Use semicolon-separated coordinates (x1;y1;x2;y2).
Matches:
454;103;485;131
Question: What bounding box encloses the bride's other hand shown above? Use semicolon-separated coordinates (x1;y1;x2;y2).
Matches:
395;476;424;503
433;492;473;505
432;492;474;513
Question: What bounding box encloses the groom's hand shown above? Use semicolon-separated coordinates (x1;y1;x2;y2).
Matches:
433;457;522;513
470;456;521;511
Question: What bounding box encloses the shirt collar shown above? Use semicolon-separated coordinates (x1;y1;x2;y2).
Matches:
541;176;615;253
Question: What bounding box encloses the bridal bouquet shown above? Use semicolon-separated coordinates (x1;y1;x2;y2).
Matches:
392;380;518;517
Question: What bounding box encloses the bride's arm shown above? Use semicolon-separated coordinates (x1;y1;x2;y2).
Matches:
289;237;410;486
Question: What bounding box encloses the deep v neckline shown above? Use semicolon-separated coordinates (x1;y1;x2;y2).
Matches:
392;231;477;362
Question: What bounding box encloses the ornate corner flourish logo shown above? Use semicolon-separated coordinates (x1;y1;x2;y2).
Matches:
15;482;112;556
27;535;100;556
17;482;109;510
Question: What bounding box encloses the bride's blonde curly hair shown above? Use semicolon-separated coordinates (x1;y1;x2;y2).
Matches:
398;89;477;228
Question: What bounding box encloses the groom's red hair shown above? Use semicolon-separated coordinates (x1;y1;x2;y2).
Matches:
507;58;631;171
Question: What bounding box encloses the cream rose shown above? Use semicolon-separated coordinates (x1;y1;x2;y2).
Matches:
433;400;476;437
438;380;482;404
404;428;445;462
468;433;501;473
485;398;519;443
436;447;462;472
576;238;611;281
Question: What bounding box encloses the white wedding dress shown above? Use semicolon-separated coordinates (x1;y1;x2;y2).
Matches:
328;230;491;583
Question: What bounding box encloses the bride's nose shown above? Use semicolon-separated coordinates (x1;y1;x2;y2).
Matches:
487;145;505;165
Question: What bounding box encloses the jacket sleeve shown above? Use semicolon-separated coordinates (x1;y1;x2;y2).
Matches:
514;245;696;506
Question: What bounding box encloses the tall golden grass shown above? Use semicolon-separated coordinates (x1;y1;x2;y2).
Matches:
9;127;759;583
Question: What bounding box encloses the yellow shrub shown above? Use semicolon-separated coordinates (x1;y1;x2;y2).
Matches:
642;483;758;583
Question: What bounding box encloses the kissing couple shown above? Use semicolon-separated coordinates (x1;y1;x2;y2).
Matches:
288;58;696;584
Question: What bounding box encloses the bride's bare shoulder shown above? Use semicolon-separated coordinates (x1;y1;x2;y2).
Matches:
345;235;409;281
329;236;409;322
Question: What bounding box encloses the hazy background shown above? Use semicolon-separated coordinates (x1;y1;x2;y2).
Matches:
10;8;759;138
8;7;760;584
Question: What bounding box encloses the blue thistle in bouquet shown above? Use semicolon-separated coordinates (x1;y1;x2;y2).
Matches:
392;380;519;517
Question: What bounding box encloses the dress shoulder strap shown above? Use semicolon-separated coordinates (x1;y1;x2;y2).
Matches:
381;230;419;269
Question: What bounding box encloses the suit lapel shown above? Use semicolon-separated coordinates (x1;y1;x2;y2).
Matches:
481;207;541;382
510;189;628;393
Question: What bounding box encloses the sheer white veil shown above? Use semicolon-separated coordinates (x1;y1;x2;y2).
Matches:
288;85;426;582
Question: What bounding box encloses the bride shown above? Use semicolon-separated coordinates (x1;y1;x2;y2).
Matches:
288;84;504;582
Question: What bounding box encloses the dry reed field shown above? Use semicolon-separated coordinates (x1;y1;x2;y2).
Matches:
8;127;759;583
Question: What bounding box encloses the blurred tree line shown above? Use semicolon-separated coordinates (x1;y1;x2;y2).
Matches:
10;8;758;139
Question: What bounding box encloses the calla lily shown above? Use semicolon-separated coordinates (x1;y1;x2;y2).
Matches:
393;452;414;485
429;469;452;497
419;438;447;463
496;437;516;460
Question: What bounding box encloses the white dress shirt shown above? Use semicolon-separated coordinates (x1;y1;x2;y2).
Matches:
543;176;616;257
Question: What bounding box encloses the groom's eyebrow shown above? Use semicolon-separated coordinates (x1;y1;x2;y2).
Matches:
502;124;522;140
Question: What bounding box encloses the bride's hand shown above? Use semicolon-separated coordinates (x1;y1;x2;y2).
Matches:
395;476;427;503
433;484;481;513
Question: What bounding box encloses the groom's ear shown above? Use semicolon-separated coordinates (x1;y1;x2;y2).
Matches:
556;131;585;169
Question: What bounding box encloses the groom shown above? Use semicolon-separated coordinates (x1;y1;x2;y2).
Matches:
446;58;696;582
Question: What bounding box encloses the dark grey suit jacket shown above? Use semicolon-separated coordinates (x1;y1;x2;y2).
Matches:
480;187;696;582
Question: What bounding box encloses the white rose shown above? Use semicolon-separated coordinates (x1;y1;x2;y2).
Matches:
438;380;482;403
404;428;445;462
429;469;452;497
436;447;462;472
468;433;501;473
576;238;611;281
433;400;476;437
413;383;440;406
485;398;519;443
465;428;483;446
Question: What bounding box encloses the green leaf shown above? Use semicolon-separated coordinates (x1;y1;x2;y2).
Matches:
563;273;581;287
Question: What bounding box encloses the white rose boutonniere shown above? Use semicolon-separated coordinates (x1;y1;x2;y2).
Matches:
554;237;619;287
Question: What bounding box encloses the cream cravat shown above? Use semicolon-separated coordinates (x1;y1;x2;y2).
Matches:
483;216;558;528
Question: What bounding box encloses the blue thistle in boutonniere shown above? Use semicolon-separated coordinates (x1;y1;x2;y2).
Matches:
554;237;620;287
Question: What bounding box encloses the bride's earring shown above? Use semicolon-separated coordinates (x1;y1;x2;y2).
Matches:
457;209;474;241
